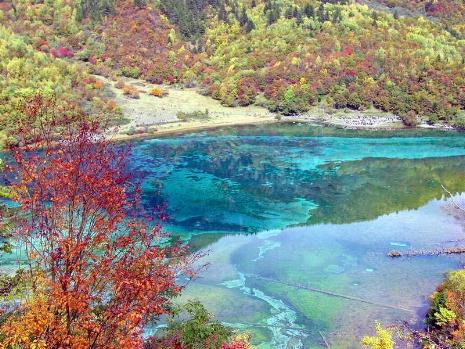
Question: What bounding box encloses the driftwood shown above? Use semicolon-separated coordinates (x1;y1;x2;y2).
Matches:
387;186;465;258
247;274;416;313
388;246;465;258
441;184;465;213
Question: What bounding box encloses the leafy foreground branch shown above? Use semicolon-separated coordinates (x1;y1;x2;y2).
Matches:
0;95;250;349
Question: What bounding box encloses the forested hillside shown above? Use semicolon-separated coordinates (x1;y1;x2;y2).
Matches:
0;0;464;129
1;1;465;348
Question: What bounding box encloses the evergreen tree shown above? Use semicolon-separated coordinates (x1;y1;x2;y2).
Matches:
134;0;146;9
218;2;228;22
295;10;303;25
304;3;314;18
292;7;299;18
285;7;293;19
371;11;378;26
264;0;271;13
333;7;342;23
240;7;248;26
317;4;327;22
245;18;255;33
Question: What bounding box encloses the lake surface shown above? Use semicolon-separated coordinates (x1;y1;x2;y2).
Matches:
131;124;465;348
4;124;465;348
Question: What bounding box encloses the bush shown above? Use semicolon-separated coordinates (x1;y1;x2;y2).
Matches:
426;270;465;347
402;110;418;127
115;80;126;89
236;77;258;106
120;66;141;79
146;301;253;349
149;87;168;97
93;79;105;89
123;85;140;99
271;85;314;115
176;110;210;121
50;47;74;58
361;322;395;349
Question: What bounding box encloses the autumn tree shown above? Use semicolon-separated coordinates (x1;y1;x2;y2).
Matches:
0;95;200;349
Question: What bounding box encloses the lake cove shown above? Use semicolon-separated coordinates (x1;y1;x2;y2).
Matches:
130;124;465;348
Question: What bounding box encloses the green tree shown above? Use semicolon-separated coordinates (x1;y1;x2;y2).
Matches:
166;301;233;349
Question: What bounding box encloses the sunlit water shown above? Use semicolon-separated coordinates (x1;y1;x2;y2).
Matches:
131;124;465;348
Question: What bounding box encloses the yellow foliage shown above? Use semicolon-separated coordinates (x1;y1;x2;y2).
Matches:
361;322;395;349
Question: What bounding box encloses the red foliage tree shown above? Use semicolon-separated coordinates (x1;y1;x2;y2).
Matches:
1;95;200;349
51;47;74;58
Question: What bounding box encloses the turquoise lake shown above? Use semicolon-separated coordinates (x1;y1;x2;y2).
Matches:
131;124;465;348
4;123;465;348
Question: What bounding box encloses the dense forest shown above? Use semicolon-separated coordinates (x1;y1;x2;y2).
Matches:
0;0;464;135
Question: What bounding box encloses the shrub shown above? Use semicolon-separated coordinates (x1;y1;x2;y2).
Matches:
50;47;74;58
176;110;210;121
402;110;418;127
115;80;126;89
123;85;140;99
93;79;105;89
146;301;253;349
362;322;395;349
149;87;168;97
236;77;259;106
426;270;465;346
121;66;141;79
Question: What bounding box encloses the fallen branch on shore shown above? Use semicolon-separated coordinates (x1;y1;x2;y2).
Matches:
388;246;465;258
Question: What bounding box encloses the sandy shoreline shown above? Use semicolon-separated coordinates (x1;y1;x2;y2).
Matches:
96;75;457;143
108;117;280;142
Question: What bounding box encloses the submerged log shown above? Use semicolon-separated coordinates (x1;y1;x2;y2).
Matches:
247;274;416;313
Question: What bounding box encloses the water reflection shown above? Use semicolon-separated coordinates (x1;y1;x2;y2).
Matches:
131;125;465;238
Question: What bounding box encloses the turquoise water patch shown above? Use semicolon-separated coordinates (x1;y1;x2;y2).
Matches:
131;126;465;235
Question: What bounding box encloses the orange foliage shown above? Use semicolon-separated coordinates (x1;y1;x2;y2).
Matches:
1;293;54;349
149;87;167;97
0;96;201;349
123;84;140;98
93;79;105;89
